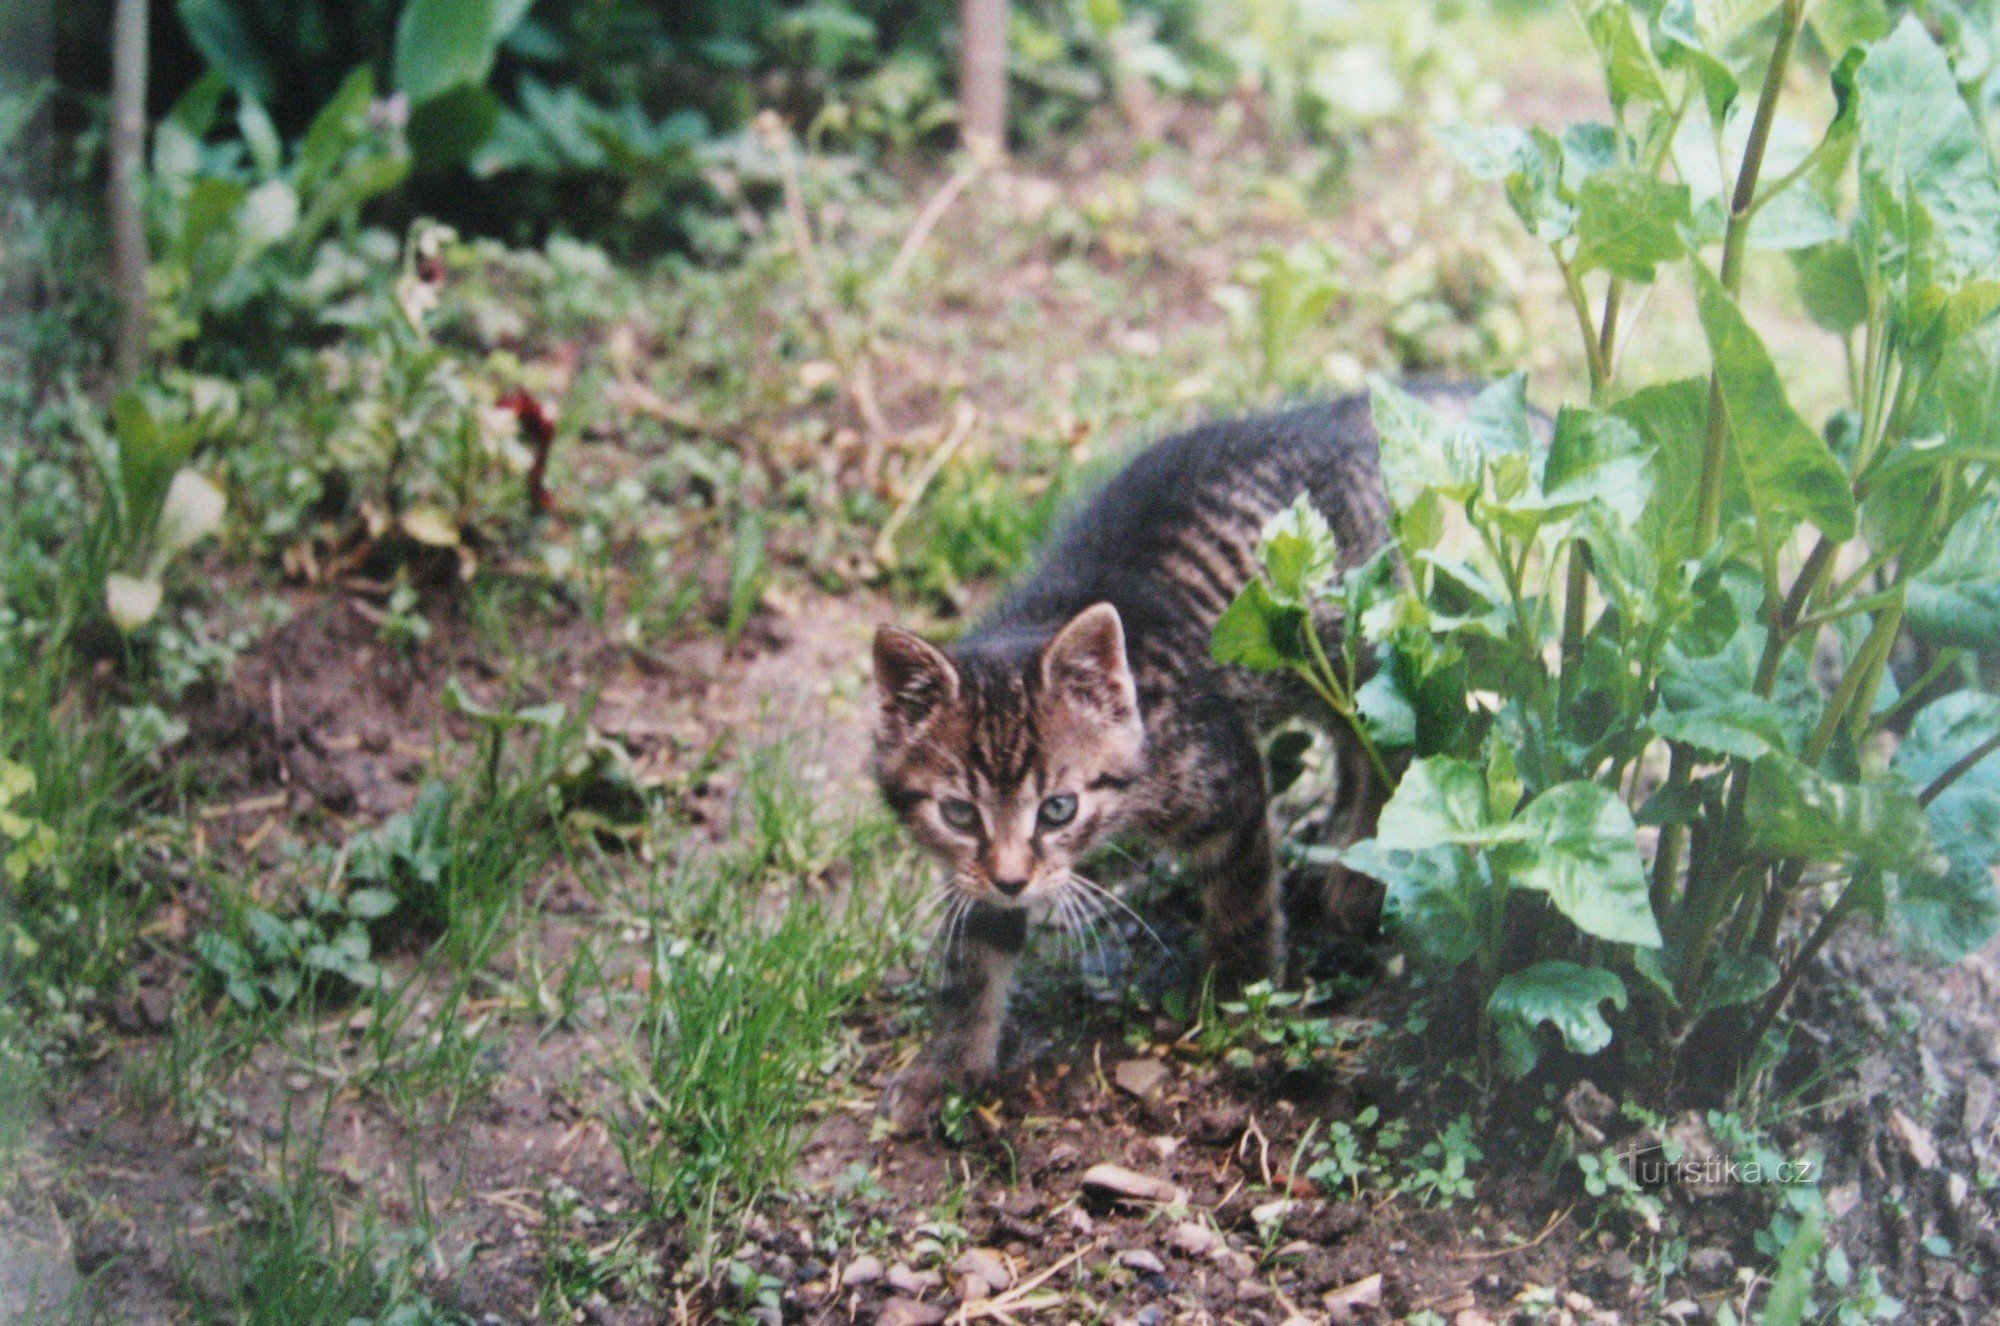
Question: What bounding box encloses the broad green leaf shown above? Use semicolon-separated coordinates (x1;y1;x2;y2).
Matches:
1500;782;1662;947
1692;951;1780;1017
1541;407;1653;523
1744;753;1939;873
1857;19;2000;296
1694;264;1857;543
346;888;400;921
1907;498;2000;648
1213;579;1310;672
295;67;377;195
1355;667;1416;748
1651;693;1790;758
1939;317;2000;451
394;0;531;105
1440;125;1576;242
1572;169;1689;281
1375;756;1522;850
1369;377;1482;510
1562;122;1622;183
1614;376;1745;562
1807;0;1891;59
409;84;503;173
1258;494;1339;603
1487;961;1628;1079
1887;692;2000;961
1790;240;1869;332
1580;0;1669;109
1339;840;1485;974
1653;0;1739;120
176;0;274;102
1890;852;2000;963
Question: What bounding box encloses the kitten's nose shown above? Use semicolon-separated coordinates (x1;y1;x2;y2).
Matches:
992;877;1029;898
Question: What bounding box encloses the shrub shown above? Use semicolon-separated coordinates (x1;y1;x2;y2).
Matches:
1217;2;2000;1099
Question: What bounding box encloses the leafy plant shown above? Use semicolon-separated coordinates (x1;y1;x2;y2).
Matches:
148;66;410;364
101;388;228;631
195;884;398;1009
1217;4;2000;1097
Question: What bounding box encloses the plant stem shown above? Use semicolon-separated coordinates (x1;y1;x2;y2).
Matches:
1920;731;2000;808
1300;629;1394;789
1743;867;1870;1065
1649;744;1693;914
1560;259;1611;390
1803;590;1904;767
1694;0;1806;547
1868;648;1963;735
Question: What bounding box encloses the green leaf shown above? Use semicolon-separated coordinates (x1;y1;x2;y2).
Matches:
1857;19;2000;297
1762;1209;1825;1326
1541;407;1653;524
1744;753;1939;873
1369;377;1482;511
1339;840;1485;974
1572;169;1689;281
394;0;532;105
175;0;273;102
1693;264;1857;543
1258;493;1339;603
409;84;502;173
1212;580;1312;672
1887;692;2000;961
1579;0;1669;109
1907;498;2000;648
295;67;377;195
1790;240;1869;332
1500;782;1662;947
1438;125;1575;242
1692;951;1779;1017
1375;757;1521;850
1939;317;2000;451
1807;0;1890;59
346;888;400;921
1487;962;1628;1079
1651;693;1790;758
1614;376;1743;563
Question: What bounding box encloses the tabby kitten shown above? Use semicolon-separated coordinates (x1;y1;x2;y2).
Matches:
871;393;1406;1125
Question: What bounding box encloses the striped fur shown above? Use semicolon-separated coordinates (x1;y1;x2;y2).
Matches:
872;393;1420;1126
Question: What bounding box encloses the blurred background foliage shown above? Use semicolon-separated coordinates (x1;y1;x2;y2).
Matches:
37;0;1220;252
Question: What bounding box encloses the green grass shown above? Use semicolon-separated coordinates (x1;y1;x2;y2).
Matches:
618;746;925;1270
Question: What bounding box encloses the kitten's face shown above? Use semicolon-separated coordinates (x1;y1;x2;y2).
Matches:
871;604;1147;910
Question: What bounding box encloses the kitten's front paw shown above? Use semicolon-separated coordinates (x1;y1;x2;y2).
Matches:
876;1062;951;1134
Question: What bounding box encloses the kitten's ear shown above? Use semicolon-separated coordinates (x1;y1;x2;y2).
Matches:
873;627;959;729
1042;603;1137;720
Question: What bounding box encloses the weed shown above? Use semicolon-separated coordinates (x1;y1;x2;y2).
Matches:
616;747;921;1270
1219;4;2000;1103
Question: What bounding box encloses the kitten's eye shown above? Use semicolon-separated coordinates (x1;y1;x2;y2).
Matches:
938;798;981;833
1038;793;1078;828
